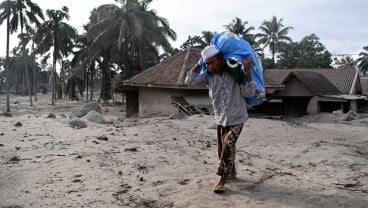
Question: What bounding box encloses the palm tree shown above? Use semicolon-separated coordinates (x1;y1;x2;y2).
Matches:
65;73;84;101
17;27;40;100
87;0;176;101
34;6;77;105
256;16;293;68
180;35;206;49
15;33;32;103
224;17;255;46
7;0;44;34
180;31;214;50
71;32;100;101
0;0;10;111
89;1;176;67
60;59;73;99
201;31;214;46
358;46;368;75
0;0;11;112
0;0;43;111
334;55;356;69
13;49;36;106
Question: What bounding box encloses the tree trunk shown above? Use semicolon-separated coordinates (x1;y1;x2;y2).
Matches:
139;39;144;73
15;67;19;94
85;63;88;102
5;0;10;112
52;55;56;105
22;71;25;95
32;61;37;101
31;41;37;101
90;65;94;101
100;51;112;102
60;67;64;100
71;81;76;100
272;41;276;68
24;62;33;106
89;62;95;101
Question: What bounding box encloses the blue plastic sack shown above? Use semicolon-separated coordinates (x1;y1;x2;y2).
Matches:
198;31;265;107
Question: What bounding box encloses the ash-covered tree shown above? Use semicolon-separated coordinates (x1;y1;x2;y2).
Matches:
180;31;214;50
86;0;176;101
333;55;356;69
296;33;332;68
0;0;44;111
34;6;78;105
277;42;299;69
358;46;368;75
224;17;255;47
256;16;293;68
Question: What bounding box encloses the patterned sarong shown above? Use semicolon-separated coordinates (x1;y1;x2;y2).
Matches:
217;123;244;176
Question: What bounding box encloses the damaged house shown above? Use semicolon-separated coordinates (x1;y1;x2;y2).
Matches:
115;48;210;117
115;48;367;117
264;68;366;116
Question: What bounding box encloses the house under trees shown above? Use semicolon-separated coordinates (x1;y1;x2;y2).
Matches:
115;49;367;118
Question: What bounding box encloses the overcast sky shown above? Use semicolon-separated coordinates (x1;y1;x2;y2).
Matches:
0;0;367;58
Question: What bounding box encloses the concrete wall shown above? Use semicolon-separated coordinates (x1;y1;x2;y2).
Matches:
139;88;178;116
138;87;210;117
278;78;314;97
307;96;319;114
126;91;139;117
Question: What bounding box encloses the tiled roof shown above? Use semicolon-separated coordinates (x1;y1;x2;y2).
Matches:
264;68;358;94
282;71;341;95
314;68;356;94
360;77;368;95
263;69;290;88
123;48;201;87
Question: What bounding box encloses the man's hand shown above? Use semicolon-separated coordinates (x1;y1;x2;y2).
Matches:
190;63;200;73
242;58;252;82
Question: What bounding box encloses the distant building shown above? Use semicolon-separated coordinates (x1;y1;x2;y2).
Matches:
265;68;366;116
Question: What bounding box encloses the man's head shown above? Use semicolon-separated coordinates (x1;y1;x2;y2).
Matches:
201;45;223;73
201;45;219;61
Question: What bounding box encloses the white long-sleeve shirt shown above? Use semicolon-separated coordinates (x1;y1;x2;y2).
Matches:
184;70;255;127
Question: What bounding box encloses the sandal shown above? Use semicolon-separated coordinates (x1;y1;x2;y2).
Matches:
227;168;237;180
226;173;237;180
213;184;226;193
